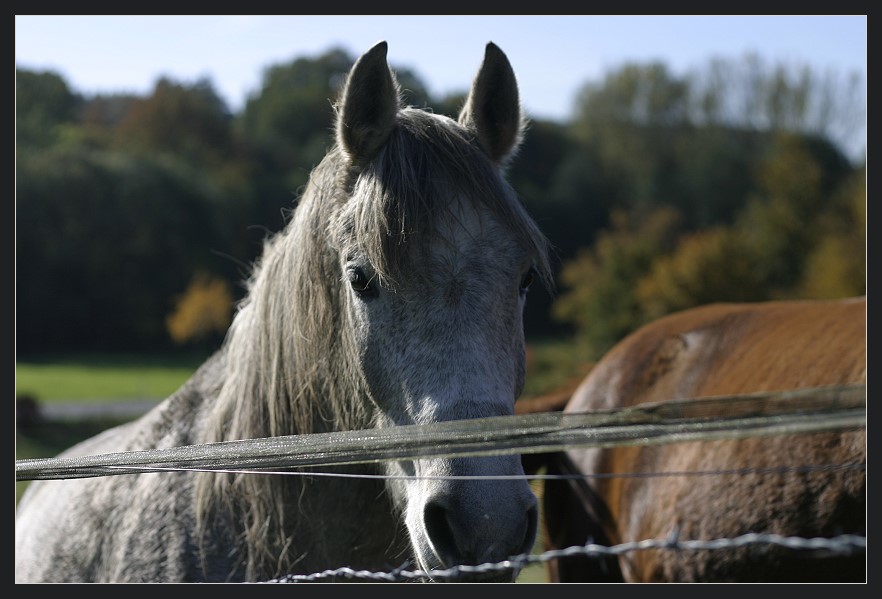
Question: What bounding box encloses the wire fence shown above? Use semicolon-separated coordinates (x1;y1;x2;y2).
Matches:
15;383;865;481
264;531;867;582
15;383;866;582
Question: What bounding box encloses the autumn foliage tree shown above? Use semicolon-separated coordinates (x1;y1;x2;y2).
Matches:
166;273;233;348
552;58;864;359
553;207;682;357
555;131;863;359
794;165;866;299
634;226;765;320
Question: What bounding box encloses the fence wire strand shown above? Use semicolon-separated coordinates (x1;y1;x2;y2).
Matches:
264;532;867;582
16;384;866;583
15;384;866;482
78;461;864;481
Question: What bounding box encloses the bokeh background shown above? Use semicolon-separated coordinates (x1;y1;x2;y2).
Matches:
16;15;866;364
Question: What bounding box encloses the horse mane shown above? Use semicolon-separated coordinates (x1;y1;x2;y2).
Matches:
193;102;551;580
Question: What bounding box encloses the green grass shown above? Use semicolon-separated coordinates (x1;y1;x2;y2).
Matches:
15;351;208;403
15;352;208;502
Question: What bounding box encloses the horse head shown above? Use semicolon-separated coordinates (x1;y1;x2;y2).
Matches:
328;41;547;580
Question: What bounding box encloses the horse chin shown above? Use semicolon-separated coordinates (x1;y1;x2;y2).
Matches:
455;568;522;583
434;571;521;584
412;552;521;583
411;533;523;583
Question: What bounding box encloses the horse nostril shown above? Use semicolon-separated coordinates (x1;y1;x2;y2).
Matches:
424;500;460;566
424;497;540;569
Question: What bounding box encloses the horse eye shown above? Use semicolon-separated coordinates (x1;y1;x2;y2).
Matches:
348;268;377;298
519;268;536;294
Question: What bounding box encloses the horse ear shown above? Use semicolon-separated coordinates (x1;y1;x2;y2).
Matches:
336;40;401;165
458;42;525;166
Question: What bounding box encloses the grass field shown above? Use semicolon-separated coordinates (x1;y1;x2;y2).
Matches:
15;351;209;402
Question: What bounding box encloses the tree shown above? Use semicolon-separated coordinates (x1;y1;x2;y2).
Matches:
16;68;81;147
552;207;682;358
635;226;764;320
735;131;852;295
552;55;863;355
113;77;236;170
793;165;866;299
16;145;233;353
166;272;233;347
690;53;865;162
235;47;358;236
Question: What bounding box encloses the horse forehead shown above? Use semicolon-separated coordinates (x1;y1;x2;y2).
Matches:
432;197;522;260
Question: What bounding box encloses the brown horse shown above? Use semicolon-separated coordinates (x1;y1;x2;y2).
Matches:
538;297;866;582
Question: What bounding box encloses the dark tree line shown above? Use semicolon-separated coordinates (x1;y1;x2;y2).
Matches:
15;47;865;358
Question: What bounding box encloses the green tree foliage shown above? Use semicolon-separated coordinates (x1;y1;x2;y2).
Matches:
74;93;141;148
236;48;362;236
555;130;862;355
637;131;858;320
16;145;231;353
553;207;682;358
16;68;81;147
568;53;864;229
692;53;865;159
793;165;866;299
570;63;682;213
510;121;612;256
635;227;765;320
553;55;864;354
105;77;262;265
237;48;352;194
14;49;865;357
569;62;777;231
735;131;853;295
112;78;246;182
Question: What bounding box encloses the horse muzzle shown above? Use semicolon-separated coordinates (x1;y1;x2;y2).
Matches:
409;456;539;582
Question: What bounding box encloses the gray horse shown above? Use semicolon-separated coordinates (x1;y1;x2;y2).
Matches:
16;41;550;583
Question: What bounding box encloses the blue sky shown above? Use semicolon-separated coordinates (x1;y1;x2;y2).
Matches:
16;15;866;155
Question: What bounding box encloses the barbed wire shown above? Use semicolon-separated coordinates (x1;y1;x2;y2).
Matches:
264;531;867;582
16;385;865;583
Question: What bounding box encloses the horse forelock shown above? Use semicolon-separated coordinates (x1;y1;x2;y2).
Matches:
337;108;552;290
